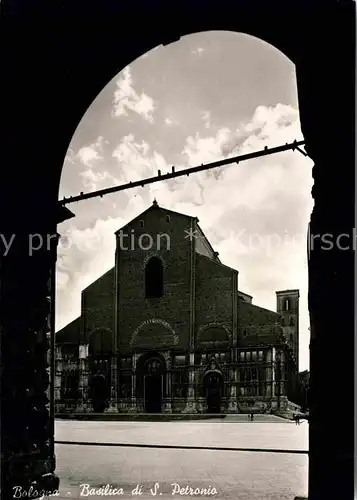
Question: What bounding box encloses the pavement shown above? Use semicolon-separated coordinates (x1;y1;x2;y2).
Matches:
49;417;308;499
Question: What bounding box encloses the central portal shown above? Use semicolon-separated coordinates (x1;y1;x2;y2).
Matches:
143;357;164;413
206;372;222;413
203;359;224;414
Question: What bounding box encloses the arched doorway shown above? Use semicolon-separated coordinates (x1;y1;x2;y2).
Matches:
203;358;224;414
136;353;166;413
143;356;164;413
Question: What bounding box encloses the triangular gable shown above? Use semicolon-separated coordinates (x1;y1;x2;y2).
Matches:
114;201;195;235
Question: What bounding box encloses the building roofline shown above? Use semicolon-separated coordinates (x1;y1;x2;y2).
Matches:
196;251;237;273
276;289;300;295
195;222;220;261
81;266;114;293
114;202;195;235
238;290;253;299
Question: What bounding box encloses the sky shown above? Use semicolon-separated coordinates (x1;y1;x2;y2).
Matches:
57;31;313;371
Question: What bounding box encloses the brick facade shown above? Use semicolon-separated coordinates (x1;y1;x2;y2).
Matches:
56;202;300;416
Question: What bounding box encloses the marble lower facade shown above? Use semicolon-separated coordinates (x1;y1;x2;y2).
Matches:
55;346;301;418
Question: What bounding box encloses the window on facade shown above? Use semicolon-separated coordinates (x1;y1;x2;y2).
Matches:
258;351;263;361
120;373;132;399
173;355;186;367
252;351;257;361
140;220;144;227
145;257;164;298
219;352;226;363
259;367;265;395
166;215;171;222
120;357;132;370
172;369;188;398
285;298;290;311
246;352;251;362
61;369;79;400
289;317;295;326
240;351;245;362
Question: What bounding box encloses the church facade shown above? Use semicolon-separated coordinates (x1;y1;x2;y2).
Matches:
55;201;301;416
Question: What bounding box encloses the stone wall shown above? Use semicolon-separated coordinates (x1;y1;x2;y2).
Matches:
117;208;193;354
81;268;115;344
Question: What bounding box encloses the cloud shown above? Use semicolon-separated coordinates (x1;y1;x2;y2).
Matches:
192;47;204;56
77;136;104;167
112;66;156;123
57;103;312;370
201;111;211;129
56;216;125;327
164;117;179;126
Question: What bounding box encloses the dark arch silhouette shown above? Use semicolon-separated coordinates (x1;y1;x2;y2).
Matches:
197;326;230;348
135;352;167;413
1;3;355;499
145;257;164;298
202;360;224;414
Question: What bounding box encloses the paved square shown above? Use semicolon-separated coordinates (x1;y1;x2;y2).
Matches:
52;417;308;499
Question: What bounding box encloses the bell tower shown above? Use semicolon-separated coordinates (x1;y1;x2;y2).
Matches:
276;289;300;372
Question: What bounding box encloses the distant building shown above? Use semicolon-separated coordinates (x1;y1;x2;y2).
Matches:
55;201;301;416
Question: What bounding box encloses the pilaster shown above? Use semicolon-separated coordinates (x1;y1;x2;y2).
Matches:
106;356;118;412
76;344;89;411
161;351;172;413
228;367;238;413
184;352;197;413
271;347;276;399
265;348;272;398
129;353;139;412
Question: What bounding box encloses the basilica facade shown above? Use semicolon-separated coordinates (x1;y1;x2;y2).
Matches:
55;201;301;416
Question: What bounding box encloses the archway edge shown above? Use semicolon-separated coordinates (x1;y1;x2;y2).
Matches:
136;350;167;373
3;0;316;210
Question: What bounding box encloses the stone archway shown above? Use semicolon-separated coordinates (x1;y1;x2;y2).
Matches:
135;352;166;413
130;319;178;350
202;358;224;413
196;324;231;351
1;3;355;499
